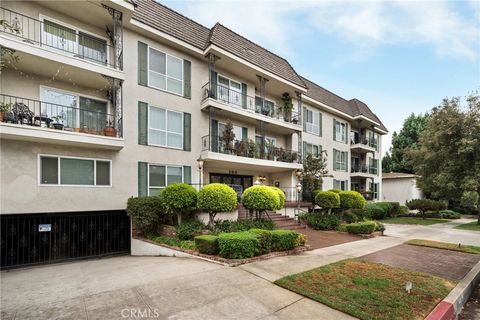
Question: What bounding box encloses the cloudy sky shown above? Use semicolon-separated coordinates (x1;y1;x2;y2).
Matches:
163;0;480;153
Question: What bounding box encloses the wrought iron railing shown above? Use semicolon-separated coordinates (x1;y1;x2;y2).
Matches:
351;164;369;173
350;135;378;149
201;82;300;125
0;7;122;69
201;134;301;164
0;94;121;138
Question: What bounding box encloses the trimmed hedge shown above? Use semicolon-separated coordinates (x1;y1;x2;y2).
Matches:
439;210;461;219
271;187;286;210
365;203;387;220
211;219;276;234
218;232;259;259
249;228;272;254
270;230;298;251
194;235;219;255
126;196;165;234
315;191;341;210
241;186;280;212
339;191;366;210
328;189;342;193
345;221;376;234
301;212;341;230
343;210;359;223
176;220;204;240
294;233;307;247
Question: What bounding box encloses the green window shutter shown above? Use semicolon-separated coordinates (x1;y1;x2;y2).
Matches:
242;127;248;141
345;123;349;143
333;119;336;141
319;113;322;137
183;112;191;151
345;152;349;172
211;119;218;152
241;83;247;109
138;101;148;145
138;162;148;196
333;149;336;171
303;107;307;131
138;41;148;86
183;59;191;99
183;166;191;184
303;141;307;158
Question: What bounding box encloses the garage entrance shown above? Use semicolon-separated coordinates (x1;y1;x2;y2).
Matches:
1;211;130;269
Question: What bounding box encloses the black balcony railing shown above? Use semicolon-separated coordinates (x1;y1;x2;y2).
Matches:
351;164;368;173
201;82;300;125
201;134;301;164
350;134;378;149
0;7;121;69
0;94;121;138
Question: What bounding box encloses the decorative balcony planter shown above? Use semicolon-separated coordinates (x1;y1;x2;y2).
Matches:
104;127;117;137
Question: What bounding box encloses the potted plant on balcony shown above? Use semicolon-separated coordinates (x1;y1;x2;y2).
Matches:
104;119;117;137
0;102;12;122
50;115;64;130
222;120;236;154
246;139;257;158
280;92;294;122
265;140;275;160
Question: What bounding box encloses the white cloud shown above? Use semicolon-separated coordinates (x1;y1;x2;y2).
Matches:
171;0;479;62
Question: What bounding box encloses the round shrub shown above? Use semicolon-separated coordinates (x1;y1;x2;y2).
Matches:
294;233;307;247
343;210;359;223
439;210;461;219
197;183;237;225
329;189;342;194
194;235;219;255
270;187;286;210
249;228;272;254
345;221;376;234
241;185;280;212
126;196;165;234
315;191;340;210
301;212;341;230
398;205;410;216
365;203;387;220
269;230;299;251
160;183;197;223
339;191;366;210
218;232;259;259
176;220;204;240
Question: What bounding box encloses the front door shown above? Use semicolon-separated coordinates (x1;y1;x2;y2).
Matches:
210;173;253;199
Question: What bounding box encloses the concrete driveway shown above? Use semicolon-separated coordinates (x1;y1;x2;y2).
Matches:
0;255;354;320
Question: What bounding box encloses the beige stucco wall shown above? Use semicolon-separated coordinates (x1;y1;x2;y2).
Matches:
382;177;422;205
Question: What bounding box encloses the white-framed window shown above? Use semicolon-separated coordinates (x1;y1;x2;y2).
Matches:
40;16;108;65
217;75;242;106
41;86;108;131
148;106;183;149
148;164;183;196
306;109;321;135
148;47;184;95
370;158;379;175
333;179;348;191
334;149;348;171
39;155;111;187
334;120;347;143
305;142;321;157
370;182;379;200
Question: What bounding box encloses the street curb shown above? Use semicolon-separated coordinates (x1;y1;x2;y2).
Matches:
425;260;480;320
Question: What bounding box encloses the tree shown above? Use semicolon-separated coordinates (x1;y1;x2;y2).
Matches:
383;113;428;173
241;186;280;219
160;183;197;224
338;191;366;211
411;94;480;211
315;191;340;214
197;183;237;225
302;152;328;199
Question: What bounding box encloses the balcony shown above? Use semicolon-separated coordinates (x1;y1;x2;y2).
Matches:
201;82;301;134
0;94;123;150
200;134;302;172
351;164;378;177
350;135;378;153
0;7;123;79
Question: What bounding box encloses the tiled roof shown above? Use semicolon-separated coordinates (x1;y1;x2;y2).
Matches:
382;172;417;179
301;76;388;132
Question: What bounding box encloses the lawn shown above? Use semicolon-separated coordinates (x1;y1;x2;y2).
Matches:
275;259;455;320
453;221;480;232
381;217;450;225
406;239;480;254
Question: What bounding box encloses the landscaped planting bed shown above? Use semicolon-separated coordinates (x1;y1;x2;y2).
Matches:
275;259;455;320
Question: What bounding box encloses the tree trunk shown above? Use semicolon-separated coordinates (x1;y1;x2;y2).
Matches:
177;212;183;225
209;213;217;226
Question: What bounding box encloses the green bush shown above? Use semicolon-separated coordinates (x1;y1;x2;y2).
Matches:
249;228;272;254
374;202;393;217
439;210;461;219
197;183;238;225
160;183;197;224
315;191;341;211
388;202;400;216
339;191;366;210
211;219;276;234
301;212;341;230
149;235;196;250
365;203;387;220
336;224;348;232
194;235;219;255
271;187;286;210
127;196;165;234
218;232;259;259
328;189;342;193
294;233;307;247
374;221;385;232
176;220;204;240
311;189;322;204
406;199;447;219
345;221;376;234
241;185;280;213
398;205;410;216
343;210;359;223
269;230;298;251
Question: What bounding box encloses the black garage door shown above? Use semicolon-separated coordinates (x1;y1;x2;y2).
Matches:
1;211;130;269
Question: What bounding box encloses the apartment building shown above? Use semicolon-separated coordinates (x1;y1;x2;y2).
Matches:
0;0;387;267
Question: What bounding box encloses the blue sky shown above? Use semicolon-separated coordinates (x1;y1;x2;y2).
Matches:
163;0;480;154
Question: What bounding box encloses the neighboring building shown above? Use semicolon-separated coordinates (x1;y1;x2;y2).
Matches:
382;172;423;205
0;0;387;267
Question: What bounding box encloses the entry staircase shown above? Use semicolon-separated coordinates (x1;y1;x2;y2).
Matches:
238;204;306;230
